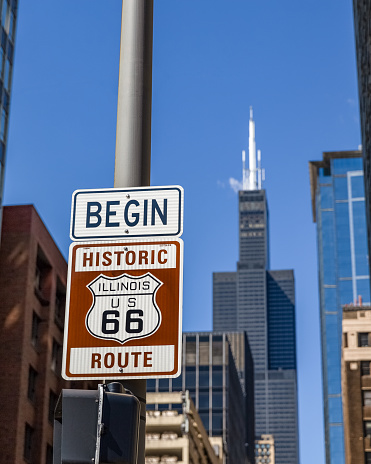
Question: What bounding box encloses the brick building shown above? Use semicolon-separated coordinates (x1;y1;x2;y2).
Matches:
0;205;93;464
342;305;371;464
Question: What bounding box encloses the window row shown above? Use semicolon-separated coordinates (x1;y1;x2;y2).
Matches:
28;369;59;413
147;368;225;392
24;422;53;464
359;332;371;347
34;246;66;329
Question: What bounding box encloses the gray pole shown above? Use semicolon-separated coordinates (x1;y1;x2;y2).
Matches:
114;0;153;188
114;1;154;464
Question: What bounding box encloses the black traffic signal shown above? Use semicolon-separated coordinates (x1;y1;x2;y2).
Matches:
53;383;140;464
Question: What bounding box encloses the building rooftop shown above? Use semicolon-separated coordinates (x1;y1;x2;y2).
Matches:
146;391;222;464
308;150;362;222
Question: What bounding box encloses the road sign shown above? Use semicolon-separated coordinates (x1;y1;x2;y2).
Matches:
62;239;183;380
70;186;183;241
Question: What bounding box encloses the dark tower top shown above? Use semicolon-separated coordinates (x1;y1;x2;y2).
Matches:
238;189;269;269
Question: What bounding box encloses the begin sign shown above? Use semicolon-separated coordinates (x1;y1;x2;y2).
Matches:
62;239;183;380
70;186;183;241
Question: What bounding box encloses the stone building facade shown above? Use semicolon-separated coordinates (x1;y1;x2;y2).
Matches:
342;305;371;464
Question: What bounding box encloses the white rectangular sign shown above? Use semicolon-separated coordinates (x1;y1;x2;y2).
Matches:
70;186;183;241
69;345;175;376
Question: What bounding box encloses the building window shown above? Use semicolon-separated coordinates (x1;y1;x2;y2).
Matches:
359;333;370;347
46;445;53;464
200;412;209;432
158;403;170;411
199;366;209;387
147;379;156;392
366;452;371;464
212;338;223;364
158;379;169;392
361;361;371;376
1;1;7;28
199;391;209;409
172;374;182;391
364;391;371;406
212;390;223;409
27;366;37;402
8;10;14;41
199;336;210;365
0;107;6;141
51;339;61;374
188;389;196;405
185;337;196;365
55;279;66;329
4;56;9;90
35;247;52;303
49;390;58;423
31;312;41;348
212;412;223;435
185;366;196;389
24;423;34;462
364;421;371;437
212;366;223;387
0;47;4;78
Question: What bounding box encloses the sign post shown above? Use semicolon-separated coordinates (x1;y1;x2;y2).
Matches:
114;2;153;463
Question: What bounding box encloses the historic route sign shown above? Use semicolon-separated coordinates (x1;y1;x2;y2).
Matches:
70;186;183;241
62;239;183;380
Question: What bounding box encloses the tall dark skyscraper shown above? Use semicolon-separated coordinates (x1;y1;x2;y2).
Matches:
353;1;371;281
147;331;255;464
0;0;17;225
213;110;299;464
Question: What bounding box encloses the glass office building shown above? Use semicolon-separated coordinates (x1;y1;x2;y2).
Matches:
309;150;370;464
213;189;299;464
147;331;255;464
0;0;17;225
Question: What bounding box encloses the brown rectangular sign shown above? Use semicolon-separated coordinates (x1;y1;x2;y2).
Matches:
62;239;183;380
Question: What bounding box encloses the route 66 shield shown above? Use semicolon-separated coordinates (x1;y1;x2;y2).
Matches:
85;272;162;344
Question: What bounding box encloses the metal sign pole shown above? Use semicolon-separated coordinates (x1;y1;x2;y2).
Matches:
115;0;153;188
114;1;154;464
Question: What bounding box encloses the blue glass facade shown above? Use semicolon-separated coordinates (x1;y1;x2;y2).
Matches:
267;270;296;370
0;0;17;224
311;152;370;464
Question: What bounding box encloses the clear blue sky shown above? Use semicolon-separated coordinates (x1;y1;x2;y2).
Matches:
4;1;361;463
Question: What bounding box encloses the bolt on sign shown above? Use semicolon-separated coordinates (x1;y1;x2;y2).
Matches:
62;238;183;381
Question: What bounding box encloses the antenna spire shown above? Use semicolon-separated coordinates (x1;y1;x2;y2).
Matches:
242;107;265;191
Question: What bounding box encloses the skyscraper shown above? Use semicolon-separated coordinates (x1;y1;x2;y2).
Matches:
353;1;371;280
213;110;299;464
0;0;18;225
147;331;255;464
309;150;370;464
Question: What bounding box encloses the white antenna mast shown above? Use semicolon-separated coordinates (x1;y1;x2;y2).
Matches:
242;106;264;191
248;107;257;190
